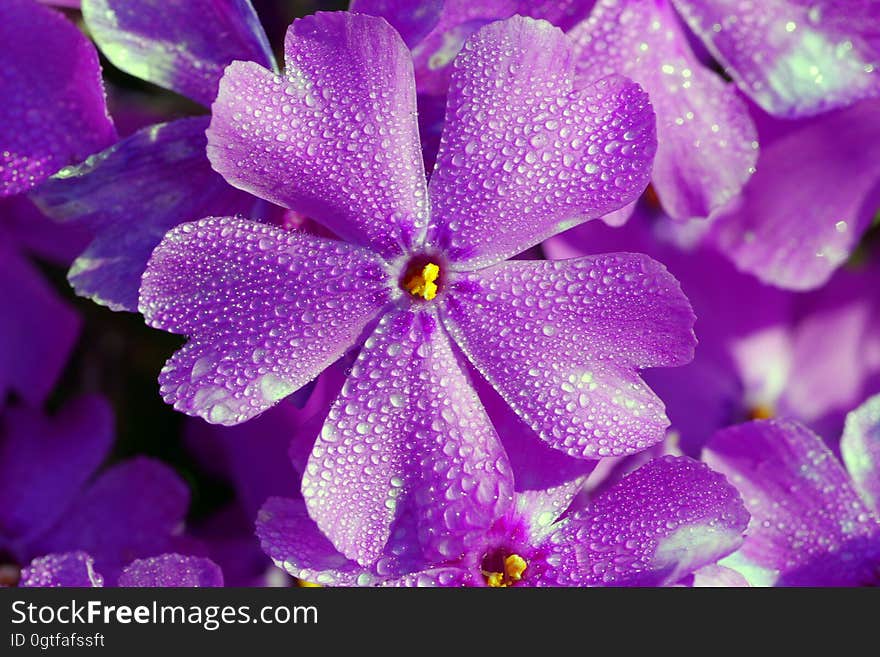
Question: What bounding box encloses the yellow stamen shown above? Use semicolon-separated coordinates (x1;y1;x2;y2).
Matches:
748;404;775;420
404;262;440;300
484;571;505;588
504;554;527;583
295;579;322;588
483;553;528;587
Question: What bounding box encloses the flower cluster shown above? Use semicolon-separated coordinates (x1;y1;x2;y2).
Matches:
1;0;878;587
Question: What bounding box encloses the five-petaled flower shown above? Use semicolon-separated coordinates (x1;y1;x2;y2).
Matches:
139;12;696;566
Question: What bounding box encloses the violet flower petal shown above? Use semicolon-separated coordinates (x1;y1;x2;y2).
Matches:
349;0;444;48
32;118;262;312
1;0;115;197
704;420;880;586
427;16;656;268
672;0;880;117
709;99;880;290
257;497;369;586
302;309;514;566
2;196;91;267
407;0;597;96
20;552;104;588
569;0;758;222
538;455;749;586
382;568;473;587
0;247;81;408
841;393;880;514
0;397;112;546
118;554;224;587
82;0;275;107
207;12;430;259
139;217;390;425
31;457;190;584
442;254;695;458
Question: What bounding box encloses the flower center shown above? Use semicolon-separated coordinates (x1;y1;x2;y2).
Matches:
747;404;775;420
482;553;528;588
401;256;443;301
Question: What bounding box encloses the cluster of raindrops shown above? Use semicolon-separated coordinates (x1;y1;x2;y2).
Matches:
207;12;430;259
568;0;758;221
18;553;104;588
139;216;391;425
116;554;223;587
425;16;655;267
540;456;749;585
671;0;880;117
301;309;513;566
441;253;694;458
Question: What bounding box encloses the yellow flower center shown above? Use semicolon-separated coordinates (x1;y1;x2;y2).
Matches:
748;404;775;420
484;554;528;588
404;262;441;301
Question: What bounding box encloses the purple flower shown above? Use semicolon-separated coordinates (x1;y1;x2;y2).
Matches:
703;395;880;586
139;12;696;565
20;552;224;588
256;455;749;586
546;206;880;454
0;397;191;586
30;0;280;312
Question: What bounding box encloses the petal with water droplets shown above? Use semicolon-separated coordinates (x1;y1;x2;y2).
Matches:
302;309;514;566
32;118;262;312
20;552;104;588
442;254;695;459
140;217;390;425
569;0;757;222
536;456;748;586
705;420;880;586
118;554;224;587
1;0;115;197
427;16;656;268
208;12;430;259
672;0;880;117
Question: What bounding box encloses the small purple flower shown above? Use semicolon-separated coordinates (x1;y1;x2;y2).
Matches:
20;552;224;588
30;0;279;312
703;395;880;586
257;455;749;586
139;12;696;565
0;397;191;586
